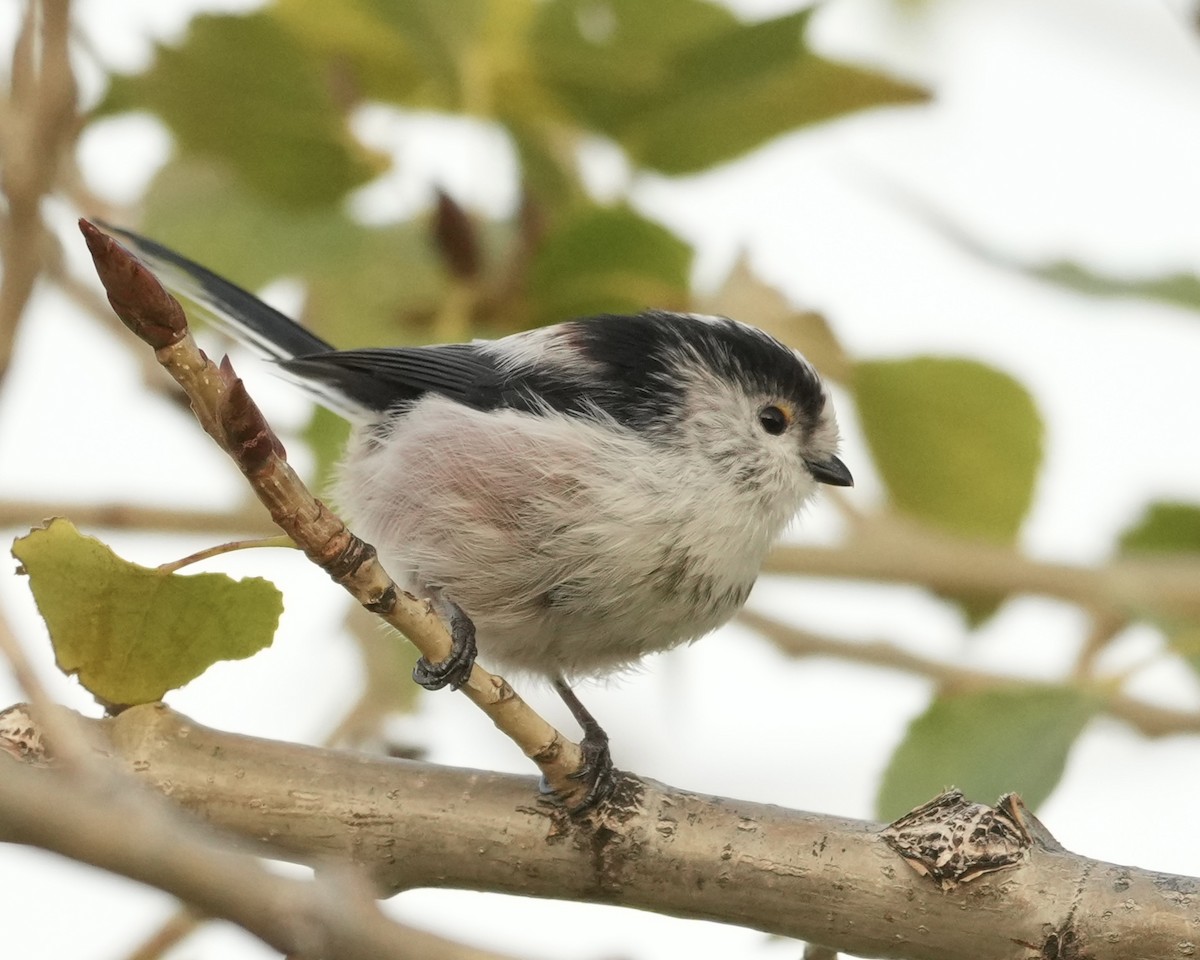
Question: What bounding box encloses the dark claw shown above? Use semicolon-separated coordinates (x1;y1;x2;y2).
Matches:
412;598;477;691
536;731;616;813
551;677;618;814
567;727;616;812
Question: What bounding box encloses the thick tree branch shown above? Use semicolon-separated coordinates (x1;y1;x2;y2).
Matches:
0;742;519;960
3;703;1196;960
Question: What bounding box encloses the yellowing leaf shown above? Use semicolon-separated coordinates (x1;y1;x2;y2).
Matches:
877;687;1100;820
856;357;1043;542
12;519;282;706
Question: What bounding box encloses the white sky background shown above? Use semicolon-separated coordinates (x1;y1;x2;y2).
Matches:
2;0;1200;958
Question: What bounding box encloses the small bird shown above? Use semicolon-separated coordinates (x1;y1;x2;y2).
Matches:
106;225;852;808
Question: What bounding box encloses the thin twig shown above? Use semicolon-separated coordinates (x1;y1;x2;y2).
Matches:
117;910;202;960
0;499;277;537
0;0;77;384
156;535;295;574
738;609;1200;737
764;514;1200;624
1073;610;1130;681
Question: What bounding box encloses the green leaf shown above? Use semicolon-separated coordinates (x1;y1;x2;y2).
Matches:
1117;502;1200;675
532;0;736;134
527;204;692;324
12;519;282;706
1119;502;1200;555
359;0;486;103
276;0;488;109
856;357;1044;542
877;686;1100;820
531;1;926;173
98;13;380;207
951;592;1005;630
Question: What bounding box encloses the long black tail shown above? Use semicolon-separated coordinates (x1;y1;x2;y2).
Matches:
99;223;335;361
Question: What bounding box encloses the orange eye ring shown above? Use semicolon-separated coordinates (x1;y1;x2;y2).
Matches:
758;404;790;435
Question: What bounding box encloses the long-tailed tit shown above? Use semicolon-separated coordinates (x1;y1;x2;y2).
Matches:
105;226;853;808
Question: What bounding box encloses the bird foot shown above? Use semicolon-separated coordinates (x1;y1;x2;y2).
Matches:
412;598;477;691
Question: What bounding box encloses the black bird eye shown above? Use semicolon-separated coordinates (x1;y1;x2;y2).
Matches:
758;405;789;435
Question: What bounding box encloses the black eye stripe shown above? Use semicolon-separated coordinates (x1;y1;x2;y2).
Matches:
758;405;788;435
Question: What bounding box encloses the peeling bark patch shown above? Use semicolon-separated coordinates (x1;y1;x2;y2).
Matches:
1042;930;1076;960
0;704;47;762
881;790;1030;890
1154;873;1200;898
558;773;647;896
1038;926;1089;960
1012;925;1091;960
740;856;807;879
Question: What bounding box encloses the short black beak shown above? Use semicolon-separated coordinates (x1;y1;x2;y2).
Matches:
806;454;853;487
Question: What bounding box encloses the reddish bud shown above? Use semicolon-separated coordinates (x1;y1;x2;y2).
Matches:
217;356;287;472
432;189;481;281
78;219;188;349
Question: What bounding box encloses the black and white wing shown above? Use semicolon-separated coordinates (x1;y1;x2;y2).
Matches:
103;224;524;419
279;345;508;416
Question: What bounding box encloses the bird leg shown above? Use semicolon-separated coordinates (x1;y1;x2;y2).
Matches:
552;677;616;811
411;594;477;691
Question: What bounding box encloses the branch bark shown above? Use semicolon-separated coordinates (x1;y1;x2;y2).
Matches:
0;733;520;960
3;702;1196;960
